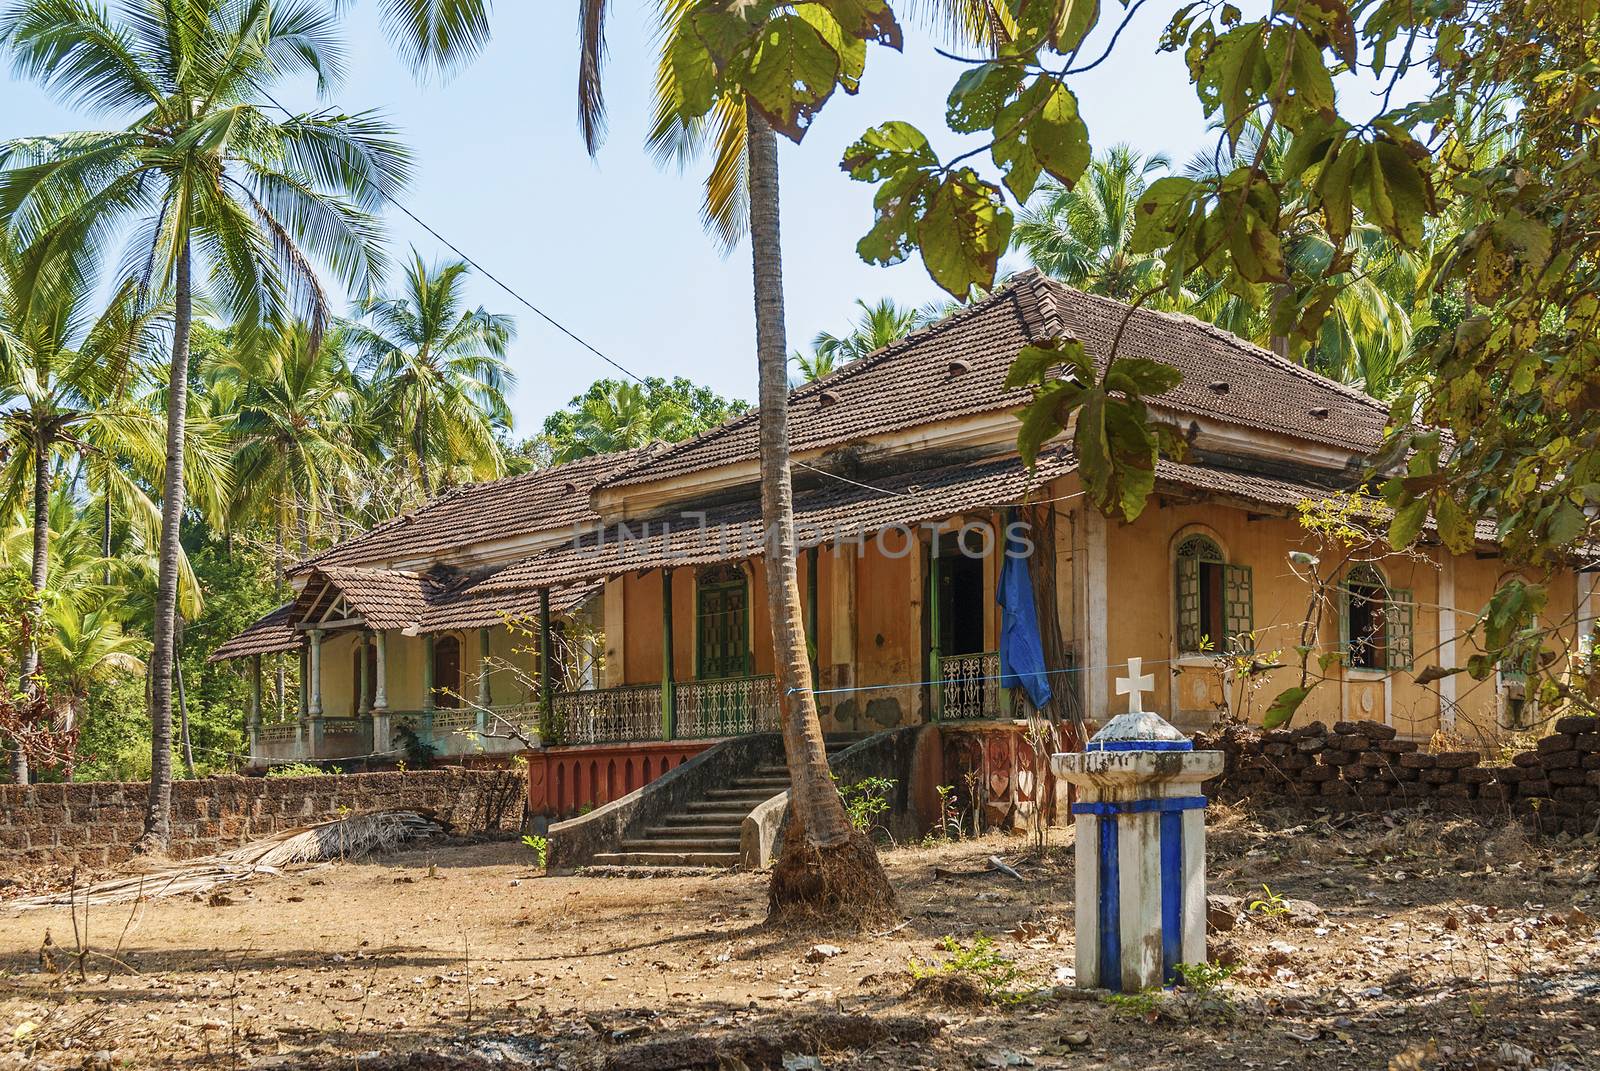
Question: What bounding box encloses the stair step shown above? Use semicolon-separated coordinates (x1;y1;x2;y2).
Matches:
703;788;781;801
683;802;760;816
643;823;740;837
591;851;740;867
729;777;791;790
622;836;741;851
661;812;746;825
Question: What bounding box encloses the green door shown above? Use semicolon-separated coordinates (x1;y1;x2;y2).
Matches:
697;567;751;679
696;567;752;735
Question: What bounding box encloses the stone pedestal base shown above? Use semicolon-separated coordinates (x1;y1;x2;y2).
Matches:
1053;748;1222;991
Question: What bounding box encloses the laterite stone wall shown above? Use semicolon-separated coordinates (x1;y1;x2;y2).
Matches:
0;768;524;876
1197;715;1600;835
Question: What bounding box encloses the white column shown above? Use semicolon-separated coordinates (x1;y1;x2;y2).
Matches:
357;633;372;716
372;631;389;712
477;627;492;732
248;653;262;759
1438;552;1457;731
307;628;324;717
371;630;391;756
1073;812;1101;987
1075;507;1109;722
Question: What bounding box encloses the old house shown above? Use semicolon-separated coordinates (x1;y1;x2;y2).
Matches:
213;270;1594;830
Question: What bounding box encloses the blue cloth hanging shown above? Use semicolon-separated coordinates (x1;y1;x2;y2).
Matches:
997;523;1053;710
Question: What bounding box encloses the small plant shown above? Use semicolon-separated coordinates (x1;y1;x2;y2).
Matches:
393;723;436;767
1247;883;1290;918
521;834;548;868
907;934;1038;1005
1172;960;1235;994
1102;988;1163;1019
266;761;325;778
933;783;962;840
834;775;896;835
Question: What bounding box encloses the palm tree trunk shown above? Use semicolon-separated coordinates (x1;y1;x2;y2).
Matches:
745;107;896;925
176;645;196;779
101;461;113;585
141;237;192;850
12;429;53;784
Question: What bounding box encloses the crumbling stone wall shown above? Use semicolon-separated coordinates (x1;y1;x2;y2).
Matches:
1197;715;1600;835
0;768;525;876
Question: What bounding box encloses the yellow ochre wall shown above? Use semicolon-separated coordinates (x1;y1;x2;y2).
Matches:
307;625;540;717
1089;496;1583;740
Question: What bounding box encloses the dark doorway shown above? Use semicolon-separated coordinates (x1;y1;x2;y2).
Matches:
433;635;462;707
936;533;987;656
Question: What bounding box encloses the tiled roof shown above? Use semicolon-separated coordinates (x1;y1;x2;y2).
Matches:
207;604;299;662
605;271;1391;490
465;452;1076;592
294;566;443;631
1154;459;1500;543
419;578;602;632
290;446;658;574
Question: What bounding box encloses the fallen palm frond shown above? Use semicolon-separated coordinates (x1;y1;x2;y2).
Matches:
6;808;447;910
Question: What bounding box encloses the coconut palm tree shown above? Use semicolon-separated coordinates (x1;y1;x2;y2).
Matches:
1181;118;1425;395
216;322;368;559
1012;145;1174;301
0;0;409;842
0;240;168;780
547;379;687;461
790;297;930;383
345;253;514;497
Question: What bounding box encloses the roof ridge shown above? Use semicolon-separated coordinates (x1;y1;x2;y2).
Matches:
599;276;1040;490
1052;281;1389;414
291;445;652;573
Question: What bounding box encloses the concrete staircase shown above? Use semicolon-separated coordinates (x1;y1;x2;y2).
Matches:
591;735;861;868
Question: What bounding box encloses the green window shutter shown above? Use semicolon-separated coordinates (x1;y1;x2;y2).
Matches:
1338;583;1353;663
1386;589;1414;671
1176;554;1201;652
1224;563;1254;651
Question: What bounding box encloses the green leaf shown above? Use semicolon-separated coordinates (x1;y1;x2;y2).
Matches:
1130;176;1197;253
989;78;1090;202
1104;357;1181;396
946;63;1022;134
739;13;844;141
1548;501;1587;546
841;120;936;181
914;169;1013;296
1015;379;1083;465
1075;389;1162;521
1005;338;1090;389
1050;0;1101;53
808;0;902;48
1263;685;1313;730
1388;496;1429;549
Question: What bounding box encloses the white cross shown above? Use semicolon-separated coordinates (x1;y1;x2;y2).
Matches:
1115;657;1155;715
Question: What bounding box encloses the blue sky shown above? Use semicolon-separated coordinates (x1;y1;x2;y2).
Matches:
0;1;1401;435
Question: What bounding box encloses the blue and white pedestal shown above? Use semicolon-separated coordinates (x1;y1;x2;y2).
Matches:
1050;659;1223;992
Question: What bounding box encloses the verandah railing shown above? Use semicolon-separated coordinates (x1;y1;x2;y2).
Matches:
675;675;780;739
933;651;1004;720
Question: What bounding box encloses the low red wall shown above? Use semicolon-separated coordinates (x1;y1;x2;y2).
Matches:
526;741;712;818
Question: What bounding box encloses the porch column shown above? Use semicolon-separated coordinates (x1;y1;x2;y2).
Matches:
297;645;308;747
357;633;371;716
928;541;943;720
307;628;325;753
805;547;819;694
248;653;262;759
421;633;437;746
371;630;391;754
538;589;553;741
477;627;492;732
662;569;675;740
1438;553;1457;732
1072;505;1109;722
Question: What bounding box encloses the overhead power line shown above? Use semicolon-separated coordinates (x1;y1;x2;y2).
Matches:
257;88;646;385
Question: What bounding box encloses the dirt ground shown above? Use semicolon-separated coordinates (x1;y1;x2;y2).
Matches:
0;806;1597;1071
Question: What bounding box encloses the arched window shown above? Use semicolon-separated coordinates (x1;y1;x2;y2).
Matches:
433;635;462;708
1175;534;1252;653
1341;564;1413;671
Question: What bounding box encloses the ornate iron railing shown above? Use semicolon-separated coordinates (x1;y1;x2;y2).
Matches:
675;675;780;739
935;651;1002;720
553;684;664;744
